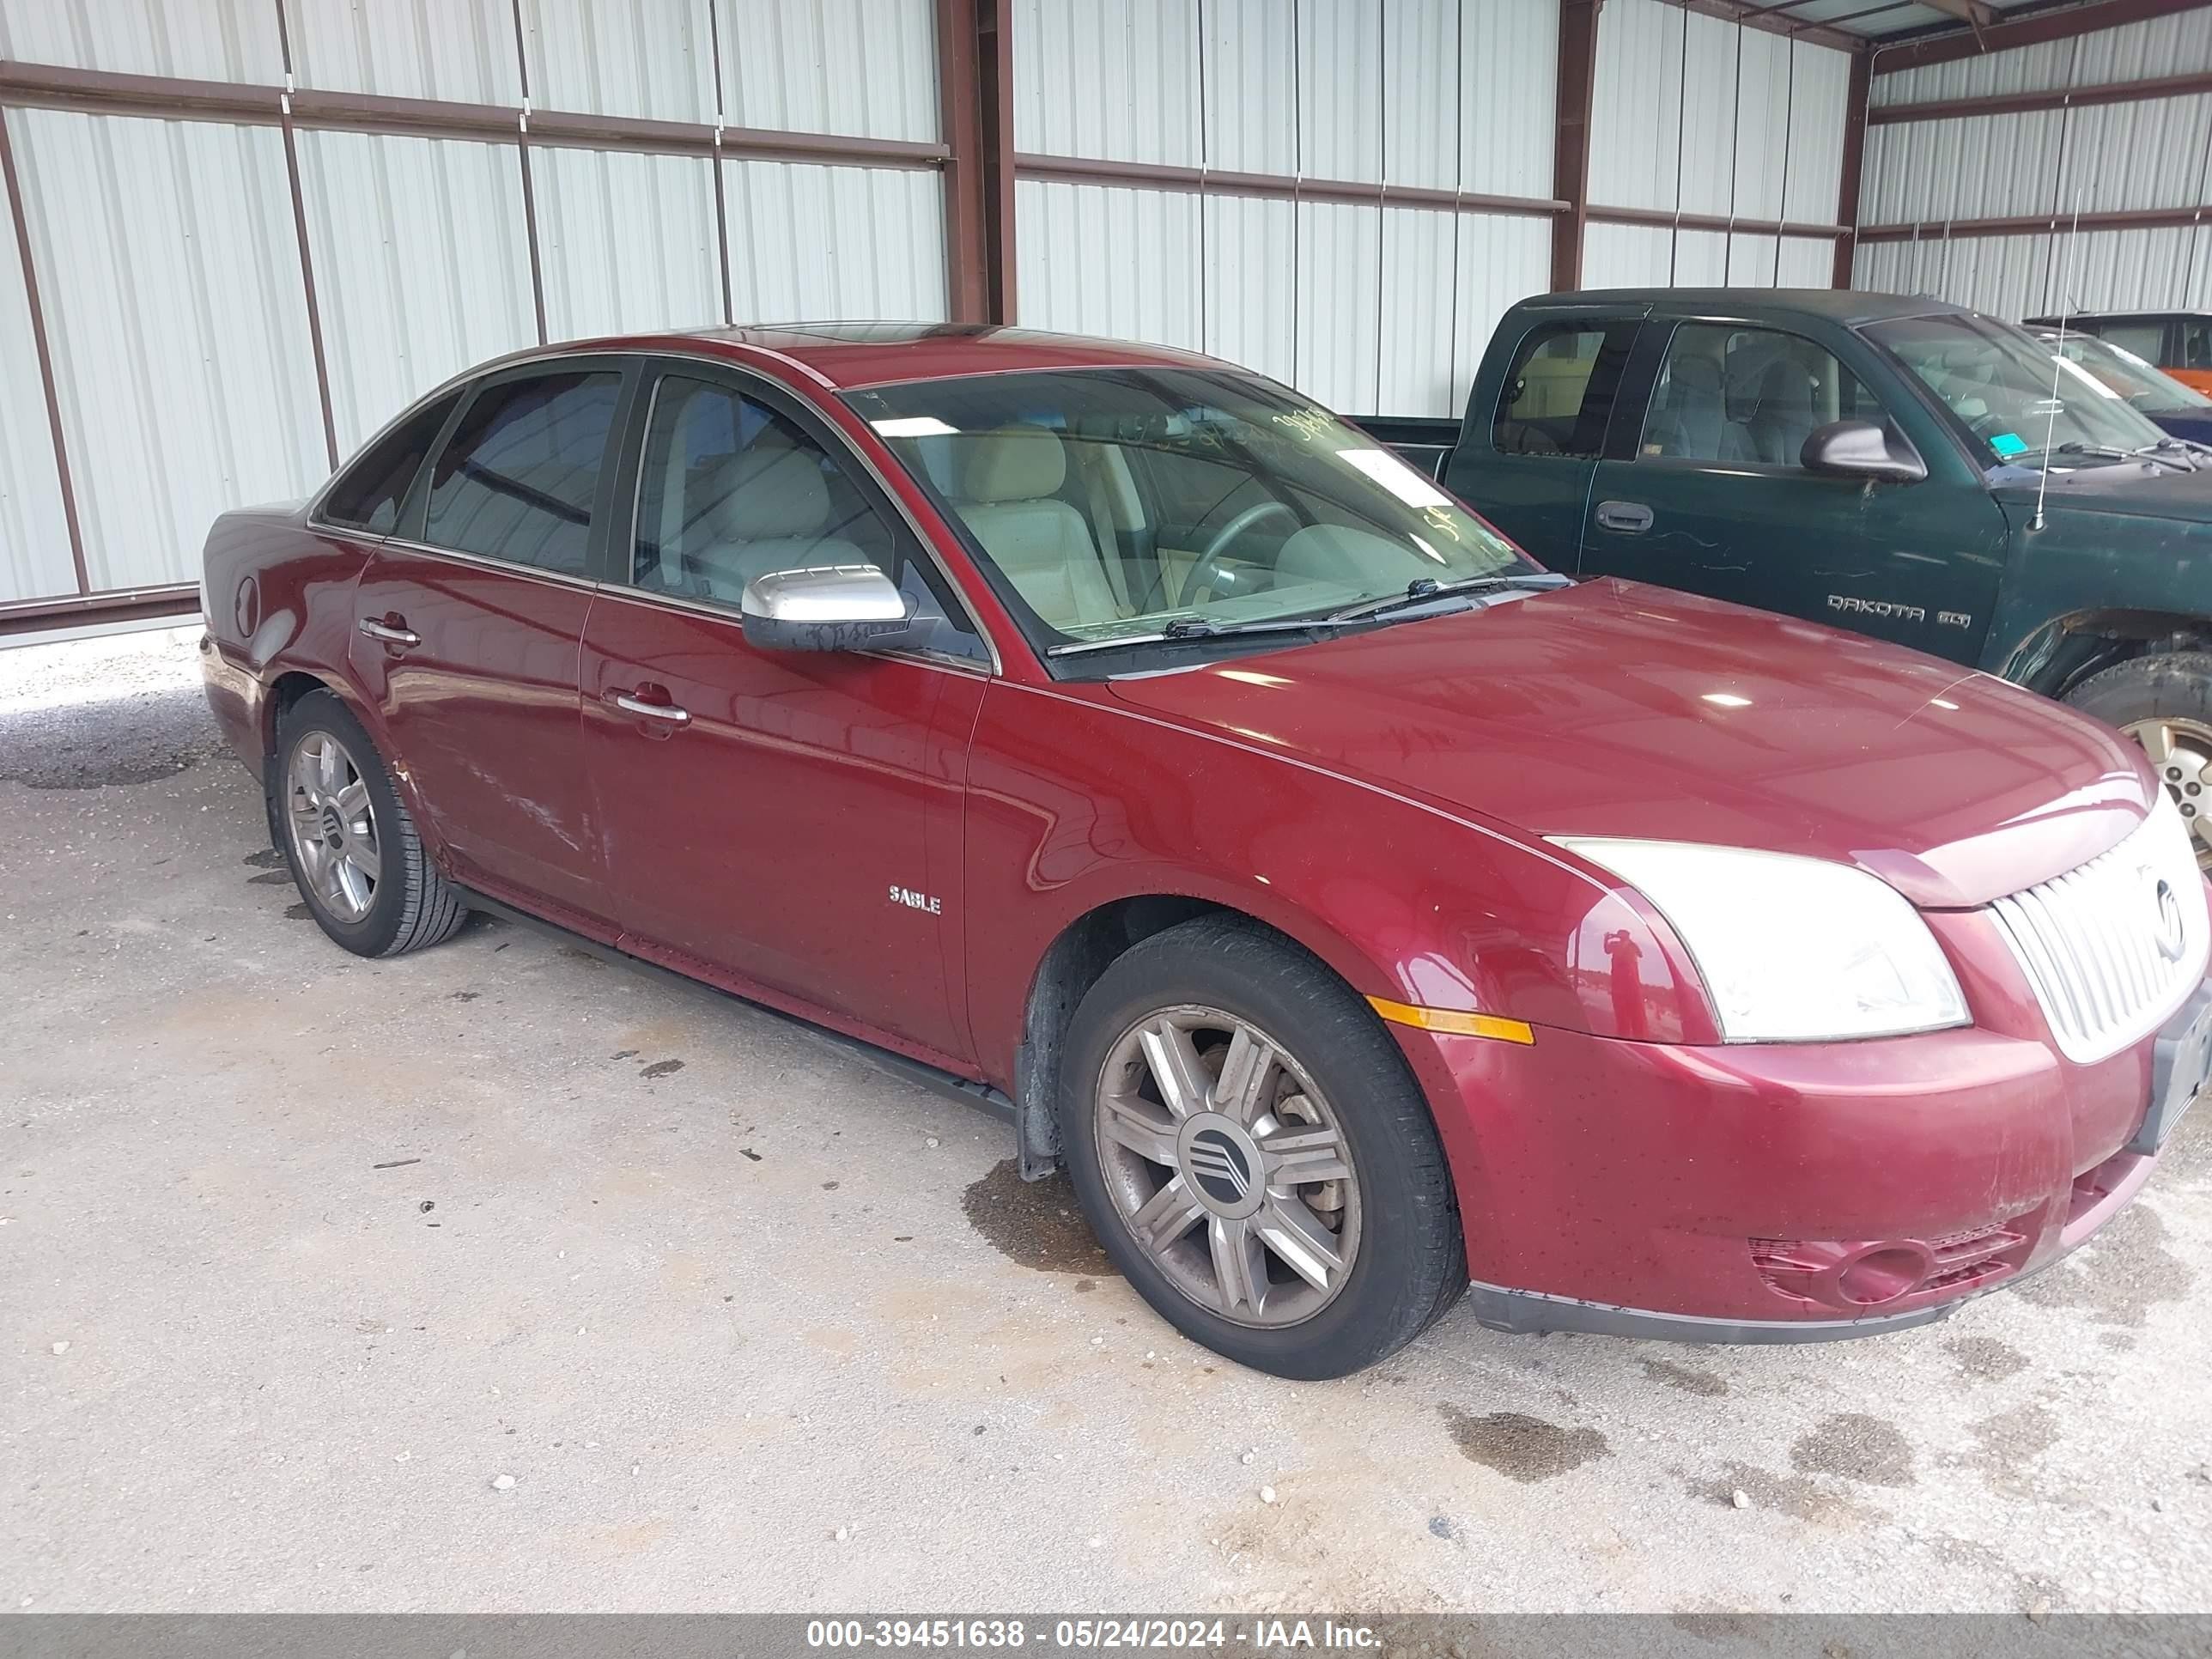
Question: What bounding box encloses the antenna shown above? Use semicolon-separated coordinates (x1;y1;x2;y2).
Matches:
2031;191;2084;532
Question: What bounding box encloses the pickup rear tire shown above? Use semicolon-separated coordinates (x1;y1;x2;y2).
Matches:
1056;915;1464;1378
273;689;470;957
2065;651;2212;868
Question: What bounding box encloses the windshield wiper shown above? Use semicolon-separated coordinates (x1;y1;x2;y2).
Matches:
2048;440;2200;473
1326;570;1571;623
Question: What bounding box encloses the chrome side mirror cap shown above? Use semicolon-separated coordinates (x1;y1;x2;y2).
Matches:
1801;419;1928;484
739;564;922;653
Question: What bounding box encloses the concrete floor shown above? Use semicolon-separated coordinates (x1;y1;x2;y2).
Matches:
4;625;2212;1615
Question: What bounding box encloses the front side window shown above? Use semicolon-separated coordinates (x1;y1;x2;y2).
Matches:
848;368;1534;652
630;374;985;659
422;369;623;574
1491;323;1633;459
1867;314;2170;465
2100;320;2170;364
320;390;461;534
1642;324;1889;466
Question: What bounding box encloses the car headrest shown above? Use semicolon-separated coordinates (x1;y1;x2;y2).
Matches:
958;426;1067;503
707;441;830;539
1670;356;1723;398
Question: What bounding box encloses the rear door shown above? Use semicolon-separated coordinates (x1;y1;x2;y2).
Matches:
1441;308;1644;568
350;358;633;927
1577;314;2009;664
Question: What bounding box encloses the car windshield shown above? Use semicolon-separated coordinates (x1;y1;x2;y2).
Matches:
846;368;1531;652
1865;313;2173;462
2042;331;2212;413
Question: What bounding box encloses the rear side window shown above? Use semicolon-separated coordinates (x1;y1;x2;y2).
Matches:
319;391;460;534
1492;322;1633;459
422;370;623;574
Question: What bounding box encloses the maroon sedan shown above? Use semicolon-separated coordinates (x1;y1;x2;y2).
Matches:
199;324;2209;1377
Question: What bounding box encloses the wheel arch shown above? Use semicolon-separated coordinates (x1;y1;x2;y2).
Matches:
1009;891;1405;1182
2002;607;2212;697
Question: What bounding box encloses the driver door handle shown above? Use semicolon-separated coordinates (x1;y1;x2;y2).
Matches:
357;616;420;647
611;690;690;726
1595;500;1654;534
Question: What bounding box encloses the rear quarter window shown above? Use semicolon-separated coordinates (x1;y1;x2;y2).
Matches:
319;391;462;534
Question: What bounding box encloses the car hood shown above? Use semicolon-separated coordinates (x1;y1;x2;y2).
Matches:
1989;456;2212;525
1106;579;2151;908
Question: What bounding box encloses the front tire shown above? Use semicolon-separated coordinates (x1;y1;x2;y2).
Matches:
1057;915;1463;1378
2065;650;2212;869
273;689;468;957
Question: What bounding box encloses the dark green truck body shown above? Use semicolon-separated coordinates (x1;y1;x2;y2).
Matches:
1433;289;2212;707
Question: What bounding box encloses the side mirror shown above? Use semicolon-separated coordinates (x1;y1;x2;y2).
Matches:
1801;419;1927;484
740;564;925;653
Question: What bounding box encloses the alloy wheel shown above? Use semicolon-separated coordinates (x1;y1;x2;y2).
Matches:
285;732;382;922
2127;716;2212;871
1091;1006;1361;1328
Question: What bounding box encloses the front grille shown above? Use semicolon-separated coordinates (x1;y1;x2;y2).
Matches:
1987;794;2209;1066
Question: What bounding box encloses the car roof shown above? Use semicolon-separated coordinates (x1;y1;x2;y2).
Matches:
1516;288;1983;325
497;321;1237;391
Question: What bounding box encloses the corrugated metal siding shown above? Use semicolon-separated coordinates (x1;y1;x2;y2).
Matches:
1301;0;1382;185
284;0;525;106
720;0;939;143
1012;0;1200;165
297;130;538;452
1382;0;1455;191
0;0;281;84
1203;192;1297;384
529;144;722;340
1582;220;1674;289
1013;178;1204;350
1782;40;1850;224
1875;10;2212;107
1204;0;1297;175
1860;109;2069;226
1776;234;1833;289
1589;0;1683;213
1730;28;1790;222
520;0;717;125
7;107;325;590
1462;0;1556;199
1294;199;1380;412
1377;206;1456;416
1674;9;1737;218
0;215;72;605
726;160;947;321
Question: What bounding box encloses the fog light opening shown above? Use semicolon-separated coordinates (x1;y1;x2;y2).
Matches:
1835;1245;1930;1307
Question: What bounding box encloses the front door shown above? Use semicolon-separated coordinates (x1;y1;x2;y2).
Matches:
577;365;993;1064
350;361;630;927
1577;319;2011;665
1443;311;1643;569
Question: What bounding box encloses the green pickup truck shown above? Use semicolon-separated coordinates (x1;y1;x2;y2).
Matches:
1429;289;2212;862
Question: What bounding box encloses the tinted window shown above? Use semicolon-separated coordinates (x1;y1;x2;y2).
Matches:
631;374;986;659
1642;324;1888;466
422;370;622;573
2179;319;2212;372
320;391;460;533
1492;323;1633;458
2102;321;2169;363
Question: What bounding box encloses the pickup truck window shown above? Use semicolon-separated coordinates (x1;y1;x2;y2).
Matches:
2100;321;2169;363
1492;323;1630;459
1642;324;1887;466
1865;314;2169;465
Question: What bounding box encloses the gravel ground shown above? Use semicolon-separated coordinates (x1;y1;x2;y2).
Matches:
3;626;2210;1614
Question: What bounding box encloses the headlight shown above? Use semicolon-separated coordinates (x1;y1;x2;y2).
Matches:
1552;838;1969;1043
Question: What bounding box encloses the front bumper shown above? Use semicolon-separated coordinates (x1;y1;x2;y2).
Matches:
1396;979;2189;1341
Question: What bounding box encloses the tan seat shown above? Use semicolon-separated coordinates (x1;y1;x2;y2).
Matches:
951;427;1126;631
680;439;864;603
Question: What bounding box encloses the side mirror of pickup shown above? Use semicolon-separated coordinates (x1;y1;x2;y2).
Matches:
1802;419;1927;484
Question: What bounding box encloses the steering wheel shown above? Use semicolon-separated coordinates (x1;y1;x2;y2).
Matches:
1179;501;1302;607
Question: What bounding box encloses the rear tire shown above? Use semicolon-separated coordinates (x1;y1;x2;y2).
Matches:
1056;915;1463;1379
273;689;468;957
2065;650;2212;868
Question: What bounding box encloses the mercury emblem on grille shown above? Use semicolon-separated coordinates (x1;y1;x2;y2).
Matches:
2152;871;2187;964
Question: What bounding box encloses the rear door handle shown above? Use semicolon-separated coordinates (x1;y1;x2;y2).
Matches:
1595;501;1654;534
357;617;420;647
611;690;690;726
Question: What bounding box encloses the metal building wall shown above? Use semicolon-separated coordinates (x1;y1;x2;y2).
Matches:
1010;0;1559;418
0;0;952;615
1583;0;1852;292
1856;11;2212;315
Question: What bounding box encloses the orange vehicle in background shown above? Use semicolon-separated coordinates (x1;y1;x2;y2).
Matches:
2028;309;2212;396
